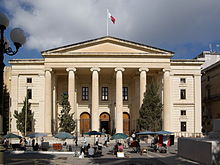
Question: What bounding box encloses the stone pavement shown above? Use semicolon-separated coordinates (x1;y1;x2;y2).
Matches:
5;144;201;165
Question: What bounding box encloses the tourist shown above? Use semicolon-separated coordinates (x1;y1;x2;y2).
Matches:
83;136;88;147
104;135;108;146
95;136;99;145
32;138;35;150
118;143;123;152
88;145;95;157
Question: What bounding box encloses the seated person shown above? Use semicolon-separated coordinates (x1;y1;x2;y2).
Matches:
88;146;95;157
118;143;123;152
33;143;39;151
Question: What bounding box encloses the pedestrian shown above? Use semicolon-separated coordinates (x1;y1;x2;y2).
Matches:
95;135;99;145
83;136;88;147
102;128;106;133
132;132;136;140
41;137;44;143
32;138;35;148
75;136;78;146
104;135;108;146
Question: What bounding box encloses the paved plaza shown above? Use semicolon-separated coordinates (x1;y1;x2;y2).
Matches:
5;143;200;165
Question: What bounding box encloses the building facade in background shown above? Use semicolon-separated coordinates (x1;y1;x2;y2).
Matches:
5;37;203;136
197;51;220;133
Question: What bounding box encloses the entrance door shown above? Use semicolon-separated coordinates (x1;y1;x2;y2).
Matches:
123;112;130;135
80;112;91;134
100;112;110;134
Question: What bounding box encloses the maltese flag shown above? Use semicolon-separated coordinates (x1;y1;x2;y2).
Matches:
108;10;116;24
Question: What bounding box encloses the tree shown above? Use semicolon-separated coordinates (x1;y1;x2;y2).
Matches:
138;82;163;131
58;93;76;133
14;97;33;135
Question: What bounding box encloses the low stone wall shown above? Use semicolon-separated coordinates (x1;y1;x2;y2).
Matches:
178;137;220;165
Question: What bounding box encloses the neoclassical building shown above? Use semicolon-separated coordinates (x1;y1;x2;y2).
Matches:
6;36;203;136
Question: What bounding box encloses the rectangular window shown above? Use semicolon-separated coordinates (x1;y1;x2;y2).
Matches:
123;87;128;101
101;87;108;101
82;87;89;101
180;89;186;99
181;110;186;116
27;78;32;83
27;89;32;99
180;78;186;83
181;122;187;132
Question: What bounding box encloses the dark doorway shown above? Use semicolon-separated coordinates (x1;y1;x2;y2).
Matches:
100;121;109;134
100;112;110;134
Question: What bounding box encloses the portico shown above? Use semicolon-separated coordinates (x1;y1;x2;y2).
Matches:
7;36;203;136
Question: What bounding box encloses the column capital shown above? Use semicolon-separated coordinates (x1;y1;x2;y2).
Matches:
66;67;76;72
162;68;171;73
44;68;52;72
139;67;149;72
90;67;100;72
114;67;125;72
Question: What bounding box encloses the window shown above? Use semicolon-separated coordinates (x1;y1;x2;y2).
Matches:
123;87;128;101
82;87;89;101
101;87;108;101
27;89;32;99
180;89;186;99
180;78;186;83
181;122;187;132
181;110;186;116
27;78;32;83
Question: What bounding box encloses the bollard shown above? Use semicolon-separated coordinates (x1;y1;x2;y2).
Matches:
0;144;5;165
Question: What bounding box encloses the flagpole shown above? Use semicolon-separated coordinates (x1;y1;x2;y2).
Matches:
107;9;109;36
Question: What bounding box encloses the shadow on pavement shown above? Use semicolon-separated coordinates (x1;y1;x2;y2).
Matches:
5;152;55;165
89;158;158;165
156;155;200;165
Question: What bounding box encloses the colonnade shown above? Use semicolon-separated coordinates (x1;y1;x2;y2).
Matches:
44;67;171;134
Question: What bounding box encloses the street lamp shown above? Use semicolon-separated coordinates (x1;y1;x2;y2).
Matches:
0;12;26;164
0;12;26;132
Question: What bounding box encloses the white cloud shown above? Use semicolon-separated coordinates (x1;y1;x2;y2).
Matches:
3;0;220;56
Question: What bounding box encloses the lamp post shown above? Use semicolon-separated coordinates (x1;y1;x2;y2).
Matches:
0;12;26;164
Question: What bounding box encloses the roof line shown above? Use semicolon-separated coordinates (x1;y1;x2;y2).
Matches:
41;36;174;54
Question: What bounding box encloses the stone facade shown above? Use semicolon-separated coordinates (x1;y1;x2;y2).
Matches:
5;36;203;136
198;51;220;133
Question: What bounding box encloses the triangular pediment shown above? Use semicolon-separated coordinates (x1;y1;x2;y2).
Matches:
42;36;173;56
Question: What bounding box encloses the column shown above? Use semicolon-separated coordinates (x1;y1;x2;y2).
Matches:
44;68;52;134
115;67;124;133
194;74;202;134
66;68;76;116
90;67;100;131
139;68;149;107
163;69;171;131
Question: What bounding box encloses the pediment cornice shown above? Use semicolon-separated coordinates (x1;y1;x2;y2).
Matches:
41;36;173;57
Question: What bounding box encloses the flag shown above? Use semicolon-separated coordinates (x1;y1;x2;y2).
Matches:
108;10;116;24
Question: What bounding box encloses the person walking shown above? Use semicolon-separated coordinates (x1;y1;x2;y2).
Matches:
95;136;99;145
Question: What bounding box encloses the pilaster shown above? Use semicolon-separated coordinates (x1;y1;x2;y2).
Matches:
44;68;52;134
194;74;202;134
163;69;171;131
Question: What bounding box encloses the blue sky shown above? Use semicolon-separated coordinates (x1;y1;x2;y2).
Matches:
1;0;220;65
